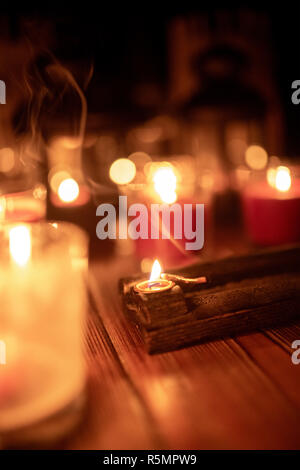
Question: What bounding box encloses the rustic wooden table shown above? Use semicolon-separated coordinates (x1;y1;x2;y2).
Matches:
64;235;300;450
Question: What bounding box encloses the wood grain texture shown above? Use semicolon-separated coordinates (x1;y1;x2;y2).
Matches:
64;285;162;449
63;254;300;450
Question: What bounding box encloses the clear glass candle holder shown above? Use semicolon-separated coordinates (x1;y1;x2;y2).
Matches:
0;184;47;223
0;222;87;448
0;147;47;223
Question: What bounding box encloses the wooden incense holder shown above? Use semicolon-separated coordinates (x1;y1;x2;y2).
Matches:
120;245;300;354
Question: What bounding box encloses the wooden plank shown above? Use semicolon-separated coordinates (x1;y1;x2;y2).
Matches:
90;257;300;449
142;298;300;354
121;244;300;292
64;279;163;450
121;246;300;352
236;331;300;415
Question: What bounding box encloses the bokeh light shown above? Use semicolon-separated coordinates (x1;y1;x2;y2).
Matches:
109;158;136;185
245;145;268;170
58;178;80;203
267;166;291;192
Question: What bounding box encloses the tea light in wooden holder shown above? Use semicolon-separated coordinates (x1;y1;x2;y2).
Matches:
121;245;300;353
123;259;208;328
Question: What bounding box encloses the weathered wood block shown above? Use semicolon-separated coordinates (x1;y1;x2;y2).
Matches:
120;245;300;354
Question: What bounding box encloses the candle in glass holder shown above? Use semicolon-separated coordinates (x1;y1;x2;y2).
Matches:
0;185;46;223
242;165;300;245
0;147;47;223
47;136;91;210
0;222;87;447
48;170;94;236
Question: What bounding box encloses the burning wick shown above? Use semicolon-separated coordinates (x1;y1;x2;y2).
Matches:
134;260;174;293
134;260;207;294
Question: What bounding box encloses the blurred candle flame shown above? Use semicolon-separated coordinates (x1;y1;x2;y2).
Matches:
58;178;80;203
267;166;291;192
109;158;136;185
9;225;31;267
245;145;268;170
149;259;162;282
153;166;177;203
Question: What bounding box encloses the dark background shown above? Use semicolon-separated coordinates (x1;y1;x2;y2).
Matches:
1;3;300;154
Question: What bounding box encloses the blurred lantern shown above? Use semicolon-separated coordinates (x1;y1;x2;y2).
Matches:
167;13;285;225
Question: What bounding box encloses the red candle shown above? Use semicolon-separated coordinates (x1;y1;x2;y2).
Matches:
131;165;211;268
134;199;209;268
242;166;300;246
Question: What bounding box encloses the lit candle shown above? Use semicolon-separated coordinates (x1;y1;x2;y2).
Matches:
134;259;207;294
242;165;300;245
47;136;91;210
0;222;86;444
133;164;207;268
134;260;175;293
0;185;46;222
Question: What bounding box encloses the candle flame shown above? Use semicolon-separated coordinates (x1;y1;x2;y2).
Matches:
9;225;31;266
267;166;291;192
153;166;177;204
150;259;162;282
58;178;79;203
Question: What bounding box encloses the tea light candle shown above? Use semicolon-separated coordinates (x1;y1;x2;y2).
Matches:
0;222;87;444
242;166;300;245
134;260;175;293
134;259;207;294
